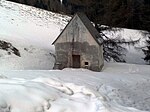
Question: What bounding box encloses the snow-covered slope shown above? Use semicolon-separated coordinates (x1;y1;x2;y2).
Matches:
0;62;150;112
103;28;149;64
0;0;70;70
0;0;149;70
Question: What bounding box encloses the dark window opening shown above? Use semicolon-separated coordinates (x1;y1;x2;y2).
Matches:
85;62;89;66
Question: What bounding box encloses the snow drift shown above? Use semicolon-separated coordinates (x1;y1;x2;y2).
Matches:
0;62;150;112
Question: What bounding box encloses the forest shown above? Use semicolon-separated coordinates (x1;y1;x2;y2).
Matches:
8;0;150;32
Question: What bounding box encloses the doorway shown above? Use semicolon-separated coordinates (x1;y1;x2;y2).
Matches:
72;55;80;68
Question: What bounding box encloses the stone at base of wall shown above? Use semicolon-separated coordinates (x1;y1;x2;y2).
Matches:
53;62;104;72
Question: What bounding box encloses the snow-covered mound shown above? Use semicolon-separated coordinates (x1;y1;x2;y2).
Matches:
0;0;70;70
0;62;149;112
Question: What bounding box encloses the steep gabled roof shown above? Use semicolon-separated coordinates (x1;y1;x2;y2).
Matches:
52;12;103;45
76;12;103;45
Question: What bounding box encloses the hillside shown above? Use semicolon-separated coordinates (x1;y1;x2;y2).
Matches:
0;0;70;70
7;0;150;32
0;0;149;70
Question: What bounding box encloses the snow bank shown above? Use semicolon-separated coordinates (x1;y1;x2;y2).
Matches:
0;62;150;112
0;77;110;112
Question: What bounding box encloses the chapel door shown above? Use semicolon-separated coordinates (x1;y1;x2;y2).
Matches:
72;55;80;68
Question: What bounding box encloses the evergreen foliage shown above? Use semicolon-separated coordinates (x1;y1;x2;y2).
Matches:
143;36;150;64
7;0;150;32
98;26;139;62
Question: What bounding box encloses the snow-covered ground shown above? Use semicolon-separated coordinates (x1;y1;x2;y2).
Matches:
0;0;149;70
0;63;150;112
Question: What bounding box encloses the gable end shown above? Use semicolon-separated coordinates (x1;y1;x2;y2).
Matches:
52;13;103;46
